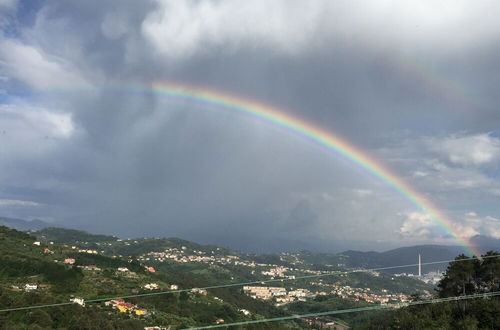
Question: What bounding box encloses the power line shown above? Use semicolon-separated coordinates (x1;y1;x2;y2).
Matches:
181;291;500;329
0;254;498;313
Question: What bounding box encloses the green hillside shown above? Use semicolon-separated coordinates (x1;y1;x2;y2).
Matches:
0;226;302;329
2;226;496;329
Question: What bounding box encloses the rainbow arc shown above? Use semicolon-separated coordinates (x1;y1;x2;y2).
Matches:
35;81;482;256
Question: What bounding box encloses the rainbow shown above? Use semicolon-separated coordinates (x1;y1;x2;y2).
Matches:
35;81;482;256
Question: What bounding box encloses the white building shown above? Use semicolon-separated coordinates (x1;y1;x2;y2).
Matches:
144;283;159;290
70;297;85;307
25;283;38;291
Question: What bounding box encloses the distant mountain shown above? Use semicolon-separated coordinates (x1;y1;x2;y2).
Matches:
470;235;500;253
34;227;119;244
0;216;51;231
342;244;474;274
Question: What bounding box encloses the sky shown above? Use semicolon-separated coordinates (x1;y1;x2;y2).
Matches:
0;0;499;252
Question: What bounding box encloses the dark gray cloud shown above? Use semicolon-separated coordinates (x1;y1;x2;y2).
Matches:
1;0;500;251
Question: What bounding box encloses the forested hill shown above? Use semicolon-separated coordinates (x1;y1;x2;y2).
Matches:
0;226;301;329
31;226;492;274
33;227;238;257
36;227;119;244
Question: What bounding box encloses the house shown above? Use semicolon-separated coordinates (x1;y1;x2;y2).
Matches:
146;266;155;273
135;309;147;316
44;248;54;254
239;309;251;316
33;241;41;246
144;283;159;290
105;298;125;306
25;283;38;291
80;265;101;271
215;319;224;324
117;267;129;272
70;297;85;307
191;288;208;295
78;249;98;254
64;258;75;265
170;284;178;290
117;303;135;313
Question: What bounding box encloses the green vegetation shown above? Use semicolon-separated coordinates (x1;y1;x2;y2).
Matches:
36;227;118;244
350;252;500;329
0;226;303;329
1;225;497;329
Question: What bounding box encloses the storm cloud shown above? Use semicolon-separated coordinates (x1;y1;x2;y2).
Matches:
1;0;499;252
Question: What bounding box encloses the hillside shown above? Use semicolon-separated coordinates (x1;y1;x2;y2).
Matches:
0;226;302;329
36;227;119;244
6;225;495;328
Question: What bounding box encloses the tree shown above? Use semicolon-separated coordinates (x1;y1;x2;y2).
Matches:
27;310;53;328
478;251;500;293
437;254;479;298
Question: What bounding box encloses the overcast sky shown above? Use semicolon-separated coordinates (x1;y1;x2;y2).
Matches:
1;0;499;252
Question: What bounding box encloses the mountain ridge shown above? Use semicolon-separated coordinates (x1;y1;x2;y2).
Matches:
1;216;498;267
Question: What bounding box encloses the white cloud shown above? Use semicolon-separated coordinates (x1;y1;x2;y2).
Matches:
449;222;479;239
399;212;434;238
353;189;373;197
0;38;87;89
0;103;74;138
142;0;323;59
413;171;428;177
464;213;500;239
0;103;75;167
0;199;40;207
418;160;492;190
399;211;500;240
139;0;500;60
427;133;500;167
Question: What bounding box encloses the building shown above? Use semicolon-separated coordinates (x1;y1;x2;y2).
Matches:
104;298;125;306
24;283;38;291
243;286;287;300
239;309;250;316
135;309;147;316
192;288;208;295
117;303;135;313
170;284;178;290
64;258;76;265
144;283;159;290
70;297;85;307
